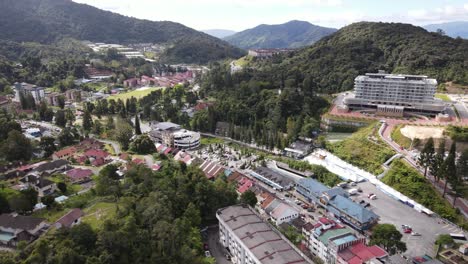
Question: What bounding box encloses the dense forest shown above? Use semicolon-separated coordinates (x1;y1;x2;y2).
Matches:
249;22;468;93
191;62;329;148
225;20;336;49
0;0;245;64
0;161;237;264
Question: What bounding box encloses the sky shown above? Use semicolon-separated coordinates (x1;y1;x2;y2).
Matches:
73;0;468;31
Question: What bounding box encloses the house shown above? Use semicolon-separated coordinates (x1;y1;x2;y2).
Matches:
65;168;93;183
52;147;77;160
84;149;109;160
84;67;113;80
123;77;140;88
91;157;108;167
227;171;245;182
0;214;48;246
265;201;300;225
77;138;104;151
236;177;254;194
337;241;388;264
174;150;193;165
55;209;84;229
199;160;224;180
21;174;56;197
140;75;156;86
33;160;70;176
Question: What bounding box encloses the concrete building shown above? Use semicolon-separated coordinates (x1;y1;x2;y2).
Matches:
217;204;312;264
0;214;48;247
149;122;200;150
297;178;379;231
344;72;446;116
13;82;45;104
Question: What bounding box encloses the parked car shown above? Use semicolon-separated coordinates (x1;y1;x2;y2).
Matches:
205;251;211;258
411;232;421;236
404;228;412;234
203;243;209;250
369;194;377;200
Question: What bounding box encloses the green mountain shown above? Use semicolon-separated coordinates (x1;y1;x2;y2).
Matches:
424;21;468;39
224;20;337;49
255;22;468;93
0;0;245;64
202;29;237;39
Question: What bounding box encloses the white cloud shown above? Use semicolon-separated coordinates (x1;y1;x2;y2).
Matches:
406;4;468;24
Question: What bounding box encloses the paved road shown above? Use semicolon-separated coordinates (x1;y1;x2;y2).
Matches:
354;181;464;257
206;226;231;264
379;122;468;217
98;139;121;154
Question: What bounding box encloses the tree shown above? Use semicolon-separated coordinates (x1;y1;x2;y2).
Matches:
39;101;54;121
240;190;258;207
430;139;445;182
55;110;67;127
1;130;32;161
369;224;406;255
435;234;454;246
58;127;79;147
57;182;67;194
418;138;434;178
92;120;102;135
130;134;154;154
442;142;456;198
106;116;115;130
82;110;93;132
40;136;57;157
115;119;133;151
57;95;65;109
134;114;142;135
452;149;467;206
42;195;56;209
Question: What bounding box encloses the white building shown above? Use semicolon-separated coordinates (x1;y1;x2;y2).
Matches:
262;198;299;225
344;72;446;116
217;205;311;264
13;82;45;104
149;122;200;150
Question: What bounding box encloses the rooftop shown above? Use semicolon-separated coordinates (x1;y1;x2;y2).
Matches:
217;205;309;264
152;122;181;131
317;227;353;246
329;195;379;224
0;214;45;231
56;208;84;228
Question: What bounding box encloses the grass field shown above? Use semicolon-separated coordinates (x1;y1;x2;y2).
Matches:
82;202;117;229
33;208;71;222
201;137;225;145
328;123;395;174
325;132;353;142
107;87;163;101
391;125;413;149
435;93;451;102
234;55;253;67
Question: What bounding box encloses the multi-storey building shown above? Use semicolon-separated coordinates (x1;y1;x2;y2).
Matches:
13;82;45;104
344;72;445;116
217;204;312;264
149;122;201;150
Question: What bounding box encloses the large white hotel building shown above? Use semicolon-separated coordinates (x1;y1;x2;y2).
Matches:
344;72;446;116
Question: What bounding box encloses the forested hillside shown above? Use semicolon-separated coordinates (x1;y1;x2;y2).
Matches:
0;0;245;64
252;22;468;93
225;20;336;49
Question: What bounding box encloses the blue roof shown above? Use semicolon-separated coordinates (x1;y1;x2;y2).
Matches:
298;178;329;197
329;195;379;224
325;187;347;198
332;234;357;246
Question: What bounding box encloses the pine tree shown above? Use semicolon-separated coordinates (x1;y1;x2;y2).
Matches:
82;110;93;132
453;149;467;206
430;139;445;182
418;137;435;178
134;114;142;135
442;141;456;198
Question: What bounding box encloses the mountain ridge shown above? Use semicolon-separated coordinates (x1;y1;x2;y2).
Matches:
0;0;245;64
423;21;468;39
224;20;337;49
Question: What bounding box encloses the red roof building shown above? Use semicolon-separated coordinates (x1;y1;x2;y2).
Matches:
237;177;254;194
52;147;77;160
91;157;108;167
199;160;224;180
84;149;109;160
337;242;388;264
55;208;84;229
65;168;93;183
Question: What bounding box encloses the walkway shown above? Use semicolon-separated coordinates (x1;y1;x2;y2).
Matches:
378;122;468;217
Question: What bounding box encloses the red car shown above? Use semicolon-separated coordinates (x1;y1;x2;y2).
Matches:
403;228;412;234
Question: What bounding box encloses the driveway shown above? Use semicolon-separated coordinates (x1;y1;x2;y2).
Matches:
206;226;231;264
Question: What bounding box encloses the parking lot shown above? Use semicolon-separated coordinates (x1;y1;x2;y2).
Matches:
353;181;465;257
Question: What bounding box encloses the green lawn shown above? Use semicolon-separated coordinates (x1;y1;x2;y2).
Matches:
201;137;225;145
328;123;395;174
325;132;353;142
32;208;68;222
104;144;116;155
81;202;117;230
435;93;451;102
234;55;253;67
390;125;413;149
107;87;163;101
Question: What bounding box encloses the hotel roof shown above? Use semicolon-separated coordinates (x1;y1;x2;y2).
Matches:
217;205;310;264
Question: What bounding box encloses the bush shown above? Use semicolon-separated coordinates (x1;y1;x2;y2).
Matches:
382;160;458;221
